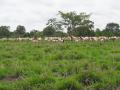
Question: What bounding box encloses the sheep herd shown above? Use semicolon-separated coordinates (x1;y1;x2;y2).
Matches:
44;36;120;42
0;36;120;42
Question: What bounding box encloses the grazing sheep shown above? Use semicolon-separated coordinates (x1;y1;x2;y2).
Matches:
0;36;120;42
45;37;63;42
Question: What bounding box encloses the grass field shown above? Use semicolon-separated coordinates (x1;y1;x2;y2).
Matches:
0;40;120;90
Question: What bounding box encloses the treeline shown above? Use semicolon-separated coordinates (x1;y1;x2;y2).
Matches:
1;11;120;38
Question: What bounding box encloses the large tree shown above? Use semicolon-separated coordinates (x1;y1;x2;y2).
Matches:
14;25;26;37
47;18;63;31
103;23;120;36
43;17;63;37
0;26;10;38
43;26;56;37
54;31;67;37
58;11;94;37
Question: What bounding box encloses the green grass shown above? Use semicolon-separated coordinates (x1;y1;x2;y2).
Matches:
0;40;120;90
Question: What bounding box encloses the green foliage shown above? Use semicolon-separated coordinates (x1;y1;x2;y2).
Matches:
0;40;120;90
54;31;67;37
58;11;94;36
56;77;83;90
76;71;102;86
95;28;102;37
102;22;120;37
14;25;26;38
74;26;95;36
0;26;10;38
29;30;43;38
43;26;56;37
47;18;63;31
1;12;120;38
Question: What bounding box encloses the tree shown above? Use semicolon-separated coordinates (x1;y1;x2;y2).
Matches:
58;11;94;37
95;28;102;37
29;30;43;39
43;26;56;37
0;26;10;38
47;18;63;31
103;23;120;36
73;26;95;37
14;25;26;37
30;30;38;38
24;32;30;37
54;31;67;37
43;17;63;37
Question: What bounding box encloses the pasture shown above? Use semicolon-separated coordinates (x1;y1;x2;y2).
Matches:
0;40;120;90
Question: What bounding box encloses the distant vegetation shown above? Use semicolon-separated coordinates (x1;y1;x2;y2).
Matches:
0;40;120;90
1;11;120;90
0;11;120;38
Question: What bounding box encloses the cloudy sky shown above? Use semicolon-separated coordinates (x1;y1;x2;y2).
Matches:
0;0;120;31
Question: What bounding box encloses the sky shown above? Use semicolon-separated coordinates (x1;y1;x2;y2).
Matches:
0;0;120;32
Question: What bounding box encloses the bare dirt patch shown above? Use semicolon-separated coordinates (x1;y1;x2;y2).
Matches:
2;75;22;82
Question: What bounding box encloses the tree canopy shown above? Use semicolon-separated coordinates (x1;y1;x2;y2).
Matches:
14;25;26;37
0;11;120;38
58;11;94;36
0;26;10;38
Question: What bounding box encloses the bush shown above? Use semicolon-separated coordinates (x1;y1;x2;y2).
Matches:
56;77;83;90
76;71;101;86
51;51;85;60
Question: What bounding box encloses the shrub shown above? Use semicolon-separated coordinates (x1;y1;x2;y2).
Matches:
56;78;83;90
76;71;101;86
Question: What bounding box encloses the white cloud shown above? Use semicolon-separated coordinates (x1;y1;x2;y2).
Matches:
0;0;120;31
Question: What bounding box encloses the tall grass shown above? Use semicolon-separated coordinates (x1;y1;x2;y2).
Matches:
0;40;120;90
